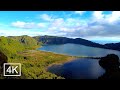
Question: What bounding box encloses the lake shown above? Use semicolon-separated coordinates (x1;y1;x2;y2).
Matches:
38;43;120;79
48;58;105;79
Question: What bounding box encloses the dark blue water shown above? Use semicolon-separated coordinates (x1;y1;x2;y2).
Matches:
38;43;120;79
48;58;105;79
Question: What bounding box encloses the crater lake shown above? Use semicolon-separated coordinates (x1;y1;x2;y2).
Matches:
38;43;120;79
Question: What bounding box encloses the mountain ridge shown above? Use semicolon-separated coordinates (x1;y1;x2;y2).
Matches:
33;35;120;51
33;35;104;47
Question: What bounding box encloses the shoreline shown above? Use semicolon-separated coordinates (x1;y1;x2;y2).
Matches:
45;56;100;79
36;46;102;78
46;56;100;70
35;48;101;71
46;56;78;70
17;46;102;79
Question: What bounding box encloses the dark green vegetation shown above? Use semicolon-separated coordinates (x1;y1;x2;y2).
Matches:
0;35;76;79
0;52;8;78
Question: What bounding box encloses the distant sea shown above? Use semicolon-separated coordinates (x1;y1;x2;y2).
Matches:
91;40;120;45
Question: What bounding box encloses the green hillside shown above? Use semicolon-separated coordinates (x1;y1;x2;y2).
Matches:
0;36;25;58
8;35;41;49
0;35;40;59
0;35;76;79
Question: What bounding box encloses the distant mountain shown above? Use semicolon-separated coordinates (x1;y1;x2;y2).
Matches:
33;35;120;51
104;43;120;51
33;35;105;48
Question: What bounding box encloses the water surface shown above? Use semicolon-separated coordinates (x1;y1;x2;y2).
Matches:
48;58;105;79
38;43;120;79
38;43;120;57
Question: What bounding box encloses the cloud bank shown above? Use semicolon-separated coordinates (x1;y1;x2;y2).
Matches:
1;11;120;41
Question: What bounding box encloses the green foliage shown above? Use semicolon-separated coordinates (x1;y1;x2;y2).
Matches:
0;35;75;79
8;35;40;50
7;50;75;79
21;66;63;79
0;36;25;58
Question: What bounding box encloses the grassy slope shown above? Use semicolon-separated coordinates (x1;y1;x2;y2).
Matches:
8;50;76;79
8;35;41;50
0;36;25;58
0;36;77;79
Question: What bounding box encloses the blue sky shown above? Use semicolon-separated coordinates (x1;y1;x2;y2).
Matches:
0;11;120;42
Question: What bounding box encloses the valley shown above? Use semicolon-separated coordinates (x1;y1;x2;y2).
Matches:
0;35;120;79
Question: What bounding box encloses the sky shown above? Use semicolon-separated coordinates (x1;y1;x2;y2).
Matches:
0;11;120;43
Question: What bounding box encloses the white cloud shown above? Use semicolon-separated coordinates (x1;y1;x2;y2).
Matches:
75;11;86;15
7;11;120;41
106;11;120;23
51;18;64;27
37;23;46;28
12;21;25;28
92;11;107;24
92;11;120;24
11;21;35;29
0;29;49;36
93;11;104;20
66;18;75;22
48;27;57;30
64;22;120;40
40;14;52;21
60;27;75;32
12;21;49;29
